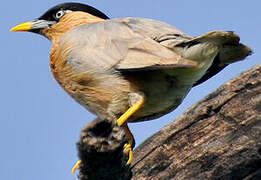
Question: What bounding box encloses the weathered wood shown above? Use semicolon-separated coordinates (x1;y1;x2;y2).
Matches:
77;119;132;180
77;65;261;180
132;65;261;180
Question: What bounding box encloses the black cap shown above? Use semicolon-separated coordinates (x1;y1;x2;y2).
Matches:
39;2;109;22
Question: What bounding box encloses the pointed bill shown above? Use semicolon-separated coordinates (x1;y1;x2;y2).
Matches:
10;22;33;32
10;20;56;32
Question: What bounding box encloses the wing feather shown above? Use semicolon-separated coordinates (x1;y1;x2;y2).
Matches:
60;20;197;74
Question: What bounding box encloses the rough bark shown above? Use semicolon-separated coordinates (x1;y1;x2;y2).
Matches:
77;119;132;180
77;65;261;180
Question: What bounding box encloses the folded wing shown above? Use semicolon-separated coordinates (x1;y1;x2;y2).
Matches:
59;20;197;75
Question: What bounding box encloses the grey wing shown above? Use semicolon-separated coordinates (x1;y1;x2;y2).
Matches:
121;18;252;86
117;17;193;48
59;20;197;74
115;34;198;71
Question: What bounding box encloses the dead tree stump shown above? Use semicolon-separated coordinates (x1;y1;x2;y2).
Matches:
77;119;132;180
77;65;261;180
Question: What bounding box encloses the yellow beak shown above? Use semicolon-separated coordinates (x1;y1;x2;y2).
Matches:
10;22;33;32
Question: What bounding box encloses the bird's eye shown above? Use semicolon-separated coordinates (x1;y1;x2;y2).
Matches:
55;10;65;20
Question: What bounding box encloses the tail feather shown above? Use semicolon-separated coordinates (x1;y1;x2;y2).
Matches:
161;30;252;86
183;30;252;65
192;31;240;45
188;31;252;86
219;43;252;65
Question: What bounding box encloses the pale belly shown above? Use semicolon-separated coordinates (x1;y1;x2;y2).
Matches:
126;70;193;122
128;43;218;122
127;51;216;122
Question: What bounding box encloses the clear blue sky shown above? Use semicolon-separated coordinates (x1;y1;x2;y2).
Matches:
1;1;260;179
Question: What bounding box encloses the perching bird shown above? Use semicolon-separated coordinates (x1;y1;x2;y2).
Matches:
11;2;252;173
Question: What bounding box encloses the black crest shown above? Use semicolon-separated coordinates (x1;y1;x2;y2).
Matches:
38;2;109;21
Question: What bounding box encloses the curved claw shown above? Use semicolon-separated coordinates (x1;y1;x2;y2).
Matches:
72;160;81;175
123;144;134;165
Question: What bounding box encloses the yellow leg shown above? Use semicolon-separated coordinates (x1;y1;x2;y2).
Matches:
117;97;144;126
72;160;81;175
117;97;144;165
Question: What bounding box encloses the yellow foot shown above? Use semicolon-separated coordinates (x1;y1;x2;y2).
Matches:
123;143;134;165
72;160;81;175
116;93;145;165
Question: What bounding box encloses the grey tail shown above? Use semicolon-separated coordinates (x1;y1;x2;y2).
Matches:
191;31;252;86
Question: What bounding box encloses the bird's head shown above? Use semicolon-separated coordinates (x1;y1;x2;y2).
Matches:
10;2;109;42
